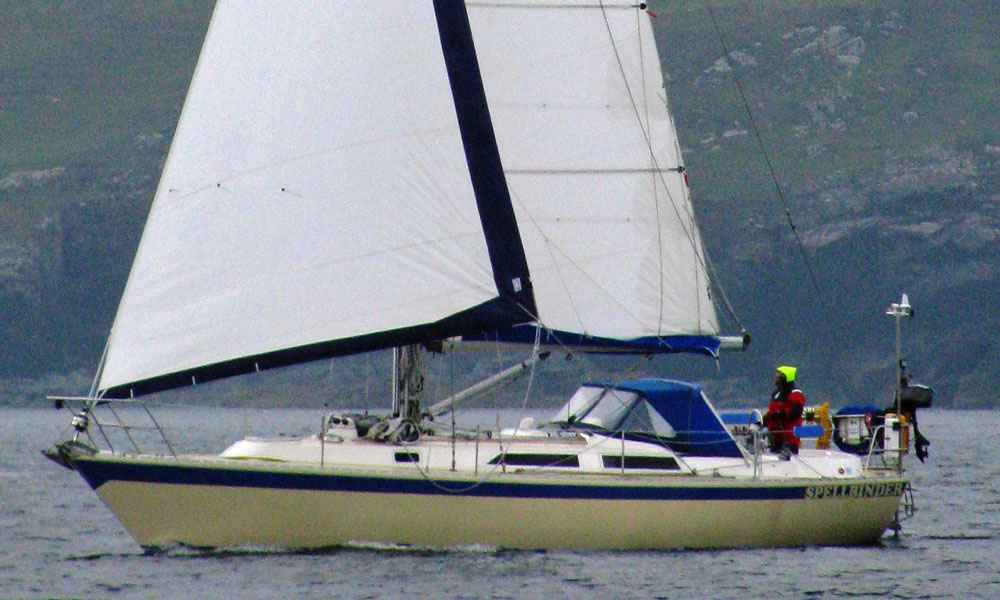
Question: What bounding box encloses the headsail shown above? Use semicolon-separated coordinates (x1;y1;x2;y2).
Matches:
98;0;722;399
99;1;535;398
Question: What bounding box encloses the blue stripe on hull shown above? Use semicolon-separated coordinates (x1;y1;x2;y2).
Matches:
73;457;806;502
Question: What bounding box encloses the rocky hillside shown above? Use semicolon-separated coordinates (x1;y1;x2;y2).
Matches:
1;1;997;407
649;0;1000;408
1;2;214;401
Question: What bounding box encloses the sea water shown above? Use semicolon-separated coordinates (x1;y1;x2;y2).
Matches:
2;406;997;599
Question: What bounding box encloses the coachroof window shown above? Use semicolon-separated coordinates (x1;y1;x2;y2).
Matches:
546;385;676;439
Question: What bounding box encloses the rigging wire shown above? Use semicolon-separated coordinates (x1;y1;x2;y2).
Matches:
599;0;745;337
696;0;861;406
701;0;843;338
402;330;545;494
634;4;667;335
597;1;701;266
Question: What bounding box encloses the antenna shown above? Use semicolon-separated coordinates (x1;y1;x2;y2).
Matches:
886;293;914;470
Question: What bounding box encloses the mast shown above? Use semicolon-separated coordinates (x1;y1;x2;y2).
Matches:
392;345;425;422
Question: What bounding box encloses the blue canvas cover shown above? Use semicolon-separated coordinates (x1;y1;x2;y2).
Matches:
835;404;883;417
617;379;743;458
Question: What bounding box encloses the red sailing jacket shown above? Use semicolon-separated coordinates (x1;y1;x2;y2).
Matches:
765;386;805;449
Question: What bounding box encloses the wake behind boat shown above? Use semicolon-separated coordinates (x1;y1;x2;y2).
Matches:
46;0;926;551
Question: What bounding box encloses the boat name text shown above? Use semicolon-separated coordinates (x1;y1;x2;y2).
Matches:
804;482;905;500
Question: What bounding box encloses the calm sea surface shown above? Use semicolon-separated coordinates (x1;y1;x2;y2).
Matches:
2;406;997;599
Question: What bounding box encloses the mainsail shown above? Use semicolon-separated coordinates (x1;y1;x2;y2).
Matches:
98;0;720;399
465;1;719;353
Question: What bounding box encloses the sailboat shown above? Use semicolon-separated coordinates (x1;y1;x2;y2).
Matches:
46;0;918;550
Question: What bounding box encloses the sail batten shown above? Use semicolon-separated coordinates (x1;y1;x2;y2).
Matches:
505;168;684;174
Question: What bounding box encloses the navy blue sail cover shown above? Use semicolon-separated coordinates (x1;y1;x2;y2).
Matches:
619;380;743;458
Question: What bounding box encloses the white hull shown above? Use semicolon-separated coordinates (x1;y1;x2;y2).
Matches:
71;450;906;551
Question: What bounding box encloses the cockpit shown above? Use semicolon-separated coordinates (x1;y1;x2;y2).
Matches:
545;384;676;439
544;380;743;458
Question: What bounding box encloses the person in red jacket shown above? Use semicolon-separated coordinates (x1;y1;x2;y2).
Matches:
763;365;805;459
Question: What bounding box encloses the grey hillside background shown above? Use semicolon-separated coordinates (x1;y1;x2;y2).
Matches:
1;1;997;408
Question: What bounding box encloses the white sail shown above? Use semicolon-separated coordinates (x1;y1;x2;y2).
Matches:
469;1;718;346
98;0;719;397
99;1;520;396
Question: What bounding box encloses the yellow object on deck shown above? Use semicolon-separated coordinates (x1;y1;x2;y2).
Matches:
814;402;832;449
